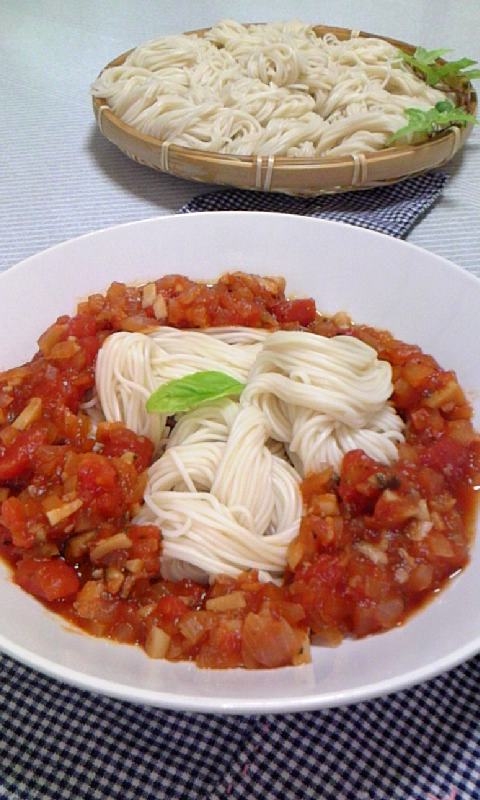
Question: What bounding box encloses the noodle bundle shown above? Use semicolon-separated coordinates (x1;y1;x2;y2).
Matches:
243;332;404;473
91;20;449;157
137;404;301;582
95;324;404;583
96;326;266;451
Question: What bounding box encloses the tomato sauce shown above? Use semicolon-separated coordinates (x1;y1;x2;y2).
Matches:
0;273;478;668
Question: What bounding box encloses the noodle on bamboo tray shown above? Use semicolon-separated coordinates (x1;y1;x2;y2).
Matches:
91;21;478;194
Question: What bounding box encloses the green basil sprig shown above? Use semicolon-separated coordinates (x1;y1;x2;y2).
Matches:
146;371;245;415
388;100;477;145
399;47;480;87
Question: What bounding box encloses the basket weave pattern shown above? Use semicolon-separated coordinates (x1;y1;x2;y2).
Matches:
92;25;477;196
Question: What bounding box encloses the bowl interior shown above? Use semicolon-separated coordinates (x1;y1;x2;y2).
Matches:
0;212;479;713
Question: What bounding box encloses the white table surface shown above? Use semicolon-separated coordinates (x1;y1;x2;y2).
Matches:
1;0;479;279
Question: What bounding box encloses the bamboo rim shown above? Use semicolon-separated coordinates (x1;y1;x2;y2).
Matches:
92;24;478;196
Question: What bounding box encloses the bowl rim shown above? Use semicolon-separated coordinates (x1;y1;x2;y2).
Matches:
1;211;479;714
1;626;478;714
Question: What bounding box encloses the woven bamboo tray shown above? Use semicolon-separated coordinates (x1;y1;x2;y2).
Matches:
92;25;477;196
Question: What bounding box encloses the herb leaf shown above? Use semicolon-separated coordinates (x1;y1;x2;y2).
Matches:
399;47;480;87
388;100;477;145
146;371;245;414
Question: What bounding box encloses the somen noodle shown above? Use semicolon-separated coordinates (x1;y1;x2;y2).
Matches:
91;20;449;157
95;326;404;582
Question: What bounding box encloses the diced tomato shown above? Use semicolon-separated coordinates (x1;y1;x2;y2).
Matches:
75;454;117;498
402;359;436;389
67;314;98;339
421;435;471;485
78;335;102;368
32;445;69;479
410;407;445;436
197;619;243;669
289;554;348;634
416;466;446;499
96;423;154;472
1;496;34;548
0;425;51;481
155;595;190;623
272;298;316;326
128;525;161;575
73;453;129;521
16;557;80;601
372;491;420;529
301;468;334;505
74;579;119;622
338;450;385;513
293;553;347;590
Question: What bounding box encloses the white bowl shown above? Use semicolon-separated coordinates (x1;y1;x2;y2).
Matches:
0;212;478;714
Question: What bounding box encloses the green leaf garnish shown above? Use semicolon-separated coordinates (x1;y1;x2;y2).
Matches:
399;47;480;87
146;371;245;414
388;100;477;145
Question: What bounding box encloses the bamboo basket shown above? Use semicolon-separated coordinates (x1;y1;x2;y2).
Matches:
92;25;477;196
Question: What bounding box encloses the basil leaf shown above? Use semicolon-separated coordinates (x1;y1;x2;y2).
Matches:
146;371;245;414
399;47;480;87
388;100;477;145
